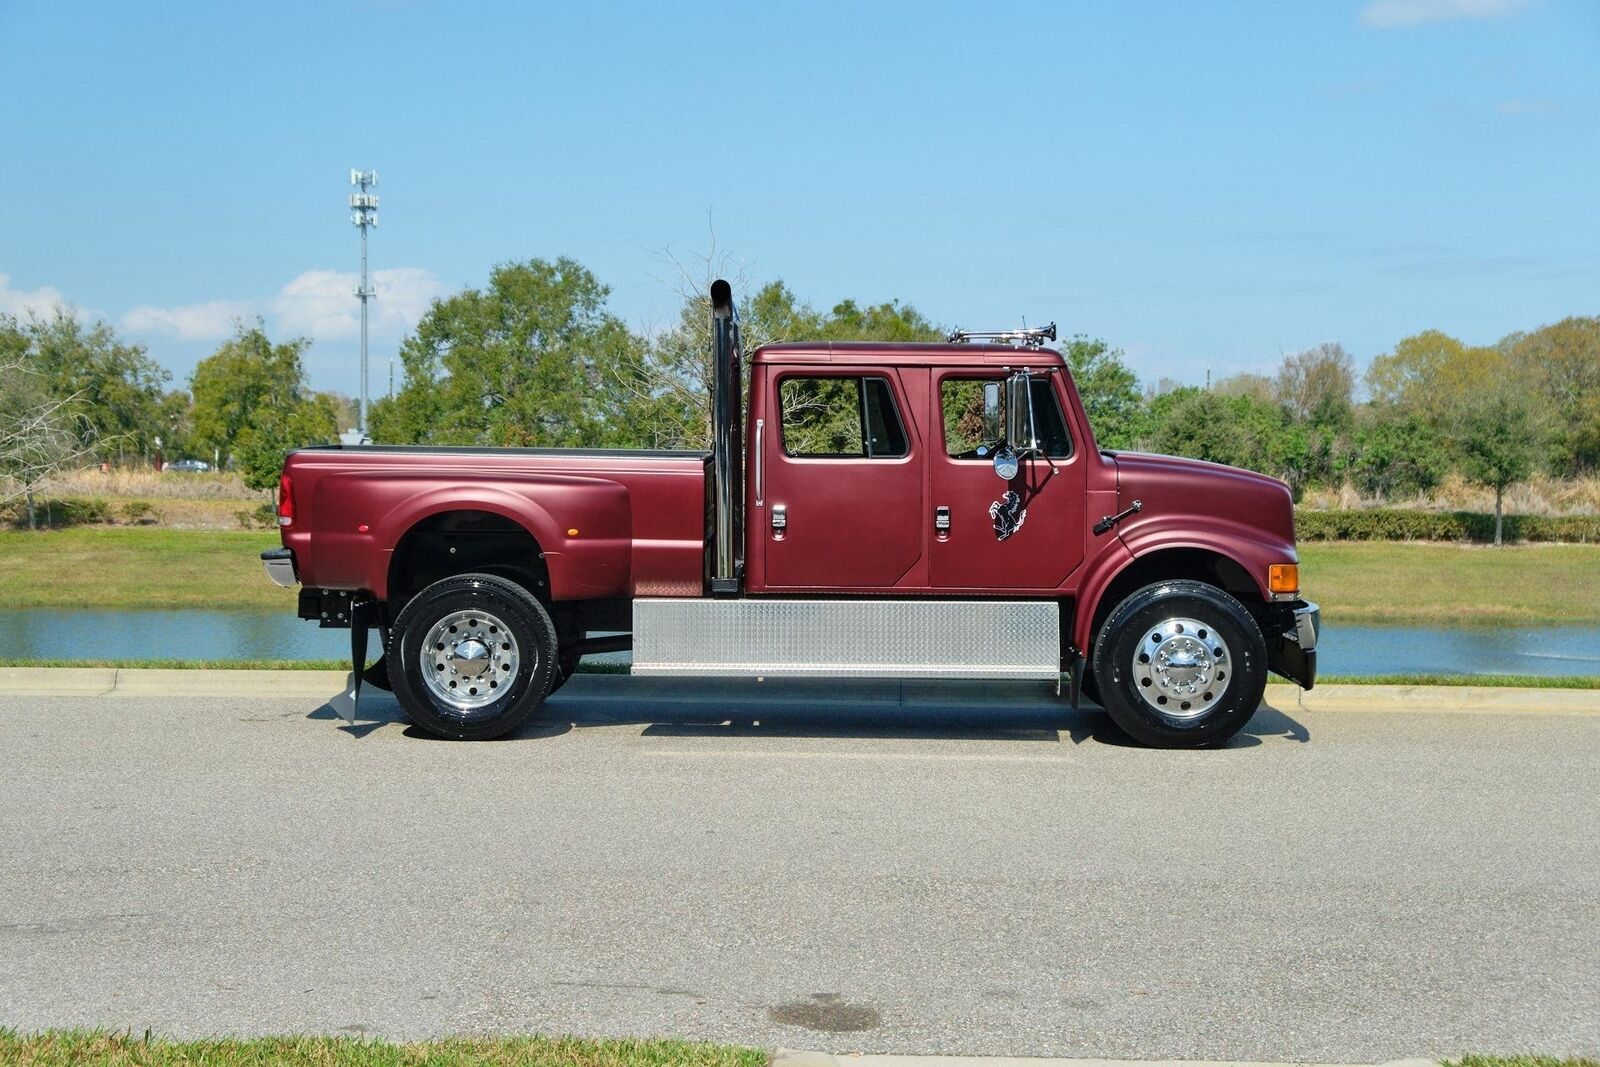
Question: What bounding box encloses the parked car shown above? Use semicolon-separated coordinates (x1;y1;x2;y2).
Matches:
263;280;1318;747
167;459;211;473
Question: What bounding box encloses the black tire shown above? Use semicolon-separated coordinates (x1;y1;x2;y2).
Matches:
1091;579;1266;748
388;573;558;740
546;648;581;695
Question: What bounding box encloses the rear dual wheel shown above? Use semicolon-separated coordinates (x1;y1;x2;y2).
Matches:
1091;579;1267;748
388;573;558;740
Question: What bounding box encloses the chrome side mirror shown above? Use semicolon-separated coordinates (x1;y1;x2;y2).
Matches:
1005;371;1037;454
993;447;1019;481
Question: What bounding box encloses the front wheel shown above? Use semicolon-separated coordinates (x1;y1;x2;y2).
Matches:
388;573;558;740
1091;579;1267;748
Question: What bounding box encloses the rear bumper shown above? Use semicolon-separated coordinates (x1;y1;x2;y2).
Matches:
261;547;298;588
1267;599;1319;690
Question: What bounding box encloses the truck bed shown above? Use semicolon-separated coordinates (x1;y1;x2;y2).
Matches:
279;445;711;600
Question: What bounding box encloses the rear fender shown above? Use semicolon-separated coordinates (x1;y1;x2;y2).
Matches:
371;477;632;601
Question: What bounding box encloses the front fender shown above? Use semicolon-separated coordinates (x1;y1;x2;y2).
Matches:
1070;519;1296;652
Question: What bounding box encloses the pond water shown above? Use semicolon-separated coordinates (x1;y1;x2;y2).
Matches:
1;609;1596;677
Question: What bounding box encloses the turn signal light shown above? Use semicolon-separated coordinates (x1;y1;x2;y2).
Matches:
1268;563;1299;596
277;473;295;527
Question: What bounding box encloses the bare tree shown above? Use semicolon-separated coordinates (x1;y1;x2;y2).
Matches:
610;229;815;450
1274;342;1354;426
0;359;94;528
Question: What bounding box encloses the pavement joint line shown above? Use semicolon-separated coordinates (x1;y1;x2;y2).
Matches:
644;748;1078;761
0;668;1595;717
772;1052;1443;1067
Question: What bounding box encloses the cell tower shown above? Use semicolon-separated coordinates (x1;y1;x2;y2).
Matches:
349;169;379;439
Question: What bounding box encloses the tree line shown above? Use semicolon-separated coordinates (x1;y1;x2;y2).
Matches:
4;256;1597;542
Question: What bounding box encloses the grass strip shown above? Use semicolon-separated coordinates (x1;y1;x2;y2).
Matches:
1446;1058;1600;1067
3;529;1600;626
1316;673;1600;689
0;1029;764;1067
0;659;1593;689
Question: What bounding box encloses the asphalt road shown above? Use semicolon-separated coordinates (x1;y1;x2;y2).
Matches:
1;676;1596;1060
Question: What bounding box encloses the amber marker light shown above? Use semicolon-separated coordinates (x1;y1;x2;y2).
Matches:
567;528;580;537
1268;563;1299;598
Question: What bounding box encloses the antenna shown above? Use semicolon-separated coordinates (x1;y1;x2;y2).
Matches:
947;323;1057;348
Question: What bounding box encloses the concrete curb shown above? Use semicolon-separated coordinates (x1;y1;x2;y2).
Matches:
771;1052;1441;1067
0;667;1596;717
0;667;346;698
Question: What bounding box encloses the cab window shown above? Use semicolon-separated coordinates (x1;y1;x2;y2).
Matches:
940;376;1073;459
779;376;908;458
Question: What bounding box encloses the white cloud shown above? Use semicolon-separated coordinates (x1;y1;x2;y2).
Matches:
0;273;69;318
273;266;446;343
122;299;254;342
1361;0;1531;28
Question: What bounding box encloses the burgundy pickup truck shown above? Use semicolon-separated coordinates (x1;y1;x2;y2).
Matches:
263;281;1318;747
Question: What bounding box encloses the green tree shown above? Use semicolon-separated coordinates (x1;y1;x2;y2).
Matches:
1063;337;1141;449
1501;316;1600;476
190;322;337;489
1146;387;1311;495
1452;384;1540;545
1339;410;1448;500
618;276;941;451
371;258;649;448
1365;330;1503;427
0;309;170;460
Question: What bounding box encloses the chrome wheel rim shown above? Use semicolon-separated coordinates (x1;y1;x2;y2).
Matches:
1131;616;1230;721
420;609;519;714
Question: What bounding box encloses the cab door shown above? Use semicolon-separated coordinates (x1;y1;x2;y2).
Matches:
927;369;1086;591
757;369;923;590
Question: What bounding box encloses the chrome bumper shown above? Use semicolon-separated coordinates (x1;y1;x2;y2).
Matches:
261;547;297;588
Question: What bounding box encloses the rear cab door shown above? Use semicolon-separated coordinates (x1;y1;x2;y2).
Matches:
749;364;925;590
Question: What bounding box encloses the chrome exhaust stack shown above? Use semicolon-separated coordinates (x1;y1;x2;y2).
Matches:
709;278;744;595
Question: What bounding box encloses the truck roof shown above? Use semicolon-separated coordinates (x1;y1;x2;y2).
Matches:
754;341;1066;367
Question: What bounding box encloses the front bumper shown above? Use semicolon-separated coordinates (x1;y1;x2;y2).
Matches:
261;547;298;588
1266;599;1319;690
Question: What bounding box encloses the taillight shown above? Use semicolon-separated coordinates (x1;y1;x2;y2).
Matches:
277;473;295;527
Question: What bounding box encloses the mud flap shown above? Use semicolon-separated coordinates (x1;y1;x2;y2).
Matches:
327;599;375;725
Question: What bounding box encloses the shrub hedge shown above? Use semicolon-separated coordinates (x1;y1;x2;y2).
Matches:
1296;508;1600;543
2;496;114;528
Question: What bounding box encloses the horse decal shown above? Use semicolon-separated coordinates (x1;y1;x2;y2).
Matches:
989;490;1026;541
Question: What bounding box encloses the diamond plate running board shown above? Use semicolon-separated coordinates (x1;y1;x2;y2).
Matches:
632;597;1060;679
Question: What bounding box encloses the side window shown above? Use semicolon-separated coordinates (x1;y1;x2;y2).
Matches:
940;376;1074;459
779;376;908;458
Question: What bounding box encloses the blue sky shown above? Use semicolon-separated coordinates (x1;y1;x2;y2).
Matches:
2;0;1595;399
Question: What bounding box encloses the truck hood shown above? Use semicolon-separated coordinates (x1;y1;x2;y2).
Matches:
1109;451;1296;548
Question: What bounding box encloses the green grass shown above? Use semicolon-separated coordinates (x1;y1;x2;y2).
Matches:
0;528;289;611
1300;541;1600;627
2;528;1598;628
1317;673;1600;689
0;1030;764;1067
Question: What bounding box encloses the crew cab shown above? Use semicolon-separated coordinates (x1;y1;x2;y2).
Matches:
263;281;1319;747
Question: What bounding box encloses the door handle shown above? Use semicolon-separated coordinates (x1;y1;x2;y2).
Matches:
772;504;787;530
934;506;951;531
